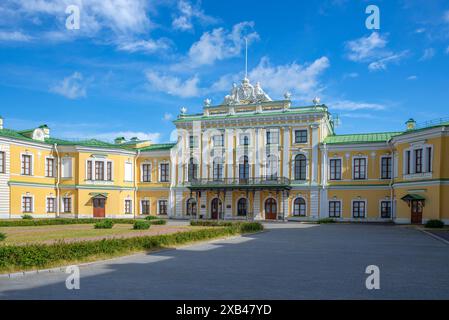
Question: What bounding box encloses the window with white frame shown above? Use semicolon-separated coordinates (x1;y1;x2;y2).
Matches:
142;163;152;182
329;159;342;180
106;161;112;181
22;196;33;213
426;147;432;172
405;150;411;174
62;197;72;213
124;162;133;182
404;145;433;175
189;135;198;148
45;157;55;177
124;199;132;214
160;163;169;182
266;130;279;145
352;201;366;218
188;158;198;182
414;148;423;173
329;201;341;218
213;157;223;181
294;154;307;180
353;158;367;180
46;197;56;213
294;130;308;143
21;154;32;175
0;151;5;173
158;200;168;215
380;201;391;218
381;156;392;179
141;200;150;215
213;134;224;147
293;198;306;216
61;157;72;178
239;134;250;146
86;159;112;181
266;155;278;179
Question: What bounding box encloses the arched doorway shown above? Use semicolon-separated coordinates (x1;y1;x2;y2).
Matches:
265;198;277;220
211;198;222;219
237;198;248;216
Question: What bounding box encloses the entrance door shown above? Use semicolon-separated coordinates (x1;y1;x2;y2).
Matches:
211;198;222;219
93;198;106;218
411;200;423;224
265;198;277;220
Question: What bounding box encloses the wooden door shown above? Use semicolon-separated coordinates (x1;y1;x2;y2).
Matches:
211;198;221;219
411;200;423;224
93;198;106;218
265;198;277;220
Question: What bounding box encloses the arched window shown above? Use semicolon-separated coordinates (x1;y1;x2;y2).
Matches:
266;155;278;180
188;158;198;182
237;198;248;216
293;198;306;216
239;156;249;181
186;198;197;216
213;157;223;181
294;154;307;180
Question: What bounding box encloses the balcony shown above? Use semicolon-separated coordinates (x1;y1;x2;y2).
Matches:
187;176;291;191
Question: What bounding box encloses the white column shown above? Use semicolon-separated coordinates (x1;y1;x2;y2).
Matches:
310;189;319;218
200;194;207;218
226;129;234;179
254;128;260;178
319;145;328;218
224;191;232;218
311;124;319;183
175;190;183;218
253;191;261;220
282;128;289;179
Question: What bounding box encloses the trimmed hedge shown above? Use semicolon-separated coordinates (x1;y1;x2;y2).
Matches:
0;218;166;227
21;214;33;220
425;219;444;229
144;216;160;221
133;220;151;230
0;232;5;241
0;222;264;272
94;220;114;229
190;220;235;227
317;218;336;224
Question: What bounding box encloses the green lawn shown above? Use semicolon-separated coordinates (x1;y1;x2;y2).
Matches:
0;224;195;245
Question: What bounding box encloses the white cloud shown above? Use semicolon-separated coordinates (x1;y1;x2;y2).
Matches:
345;32;387;62
145;71;201;98
0;30;32;41
172;0;217;31
186;21;259;67
420;48;435;61
248;56;330;99
50;72;87;99
444;10;449;23
330;100;386;111
163;113;173;121
407;75;418;80
117;38;171;54
67;131;162;143
368;51;408;71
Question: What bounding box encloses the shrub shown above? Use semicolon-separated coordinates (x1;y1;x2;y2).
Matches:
94;220;114;229
425;219;444;229
0;232;6;241
144;216;159;221
0;222;264;272
190;220;235;227
317;218;336;224
0;218;137;227
149;219;167;225
21;214;33;220
133;220;151;230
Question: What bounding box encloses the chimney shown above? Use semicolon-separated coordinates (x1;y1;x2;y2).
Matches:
405;118;416;131
39;124;50;138
0;116;3;130
114;137;126;144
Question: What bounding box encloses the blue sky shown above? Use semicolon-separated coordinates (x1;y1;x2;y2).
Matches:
0;0;448;143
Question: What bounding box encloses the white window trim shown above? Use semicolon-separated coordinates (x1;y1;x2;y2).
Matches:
292;196;307;217
328;199;343;218
352;156;368;180
265;154;279;178
44;156;56;178
61;156;73;179
124;161;134;182
238;133;251;146
238;155;251;179
379;155;393;180
46;196;57;213
123;198;133;215
235;197;249;216
403;144;433;176
140;198;151;215
211;157;224;180
351;199;367;218
293;128;309;144
291;152;309;181
157;199;169;215
20;152;34;176
266;129;280;145
378;199;392;219
61;195;73;214
21;194;34;213
140;162;152;182
158;161;170;183
328;157;343;181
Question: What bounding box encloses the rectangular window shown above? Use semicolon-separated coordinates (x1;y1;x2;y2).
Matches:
213;135;224;147
426;147;432;172
266;130;279;145
294;130;308;143
160;163;169;182
142;164;151;182
189;135;198;148
63;198;72;213
0;151;4;173
380;201;391;218
158;200;168;215
124;162;133;182
329;159;342;180
405;150;411;174
21;154;32;175
22;196;32;213
353;158;367;180
381;157;392;179
414;149;423;174
352;201;366;218
125;200;132;214
106;161;112;181
45;158;55;177
95;161;104;180
329;201;341;218
47;198;56;213
141;200;150;215
239;134;250;146
87;160;93;180
61;157;72;178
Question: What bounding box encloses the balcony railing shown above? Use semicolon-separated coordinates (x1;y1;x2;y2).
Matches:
187;176;291;189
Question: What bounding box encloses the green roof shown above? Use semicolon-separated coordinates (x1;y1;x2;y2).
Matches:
138;143;176;152
323;132;402;145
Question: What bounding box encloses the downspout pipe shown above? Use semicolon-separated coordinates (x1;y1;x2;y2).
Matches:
134;150;141;219
54;143;60;218
388;139;395;221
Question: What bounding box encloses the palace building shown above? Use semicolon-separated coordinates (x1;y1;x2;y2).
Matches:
0;77;448;224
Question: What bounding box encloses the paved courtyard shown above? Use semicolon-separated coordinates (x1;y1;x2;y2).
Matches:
1;223;449;299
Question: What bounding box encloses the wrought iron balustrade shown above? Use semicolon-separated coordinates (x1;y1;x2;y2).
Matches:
186;176;291;189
